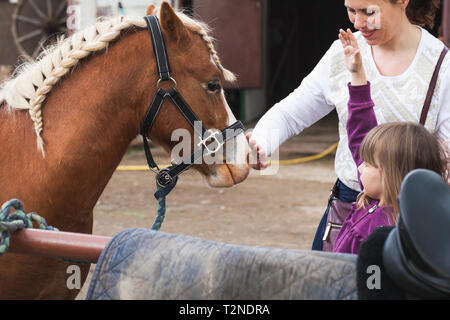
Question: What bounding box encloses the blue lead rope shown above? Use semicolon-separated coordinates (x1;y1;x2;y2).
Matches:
0;177;177;258
0;199;59;257
151;177;178;230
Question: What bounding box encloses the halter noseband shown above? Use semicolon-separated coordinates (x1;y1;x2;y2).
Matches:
141;15;245;189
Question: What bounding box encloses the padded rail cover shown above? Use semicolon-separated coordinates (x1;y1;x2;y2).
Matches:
86;228;357;300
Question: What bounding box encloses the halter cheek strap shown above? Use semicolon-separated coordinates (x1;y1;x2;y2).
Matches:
145;15;171;81
141;15;245;189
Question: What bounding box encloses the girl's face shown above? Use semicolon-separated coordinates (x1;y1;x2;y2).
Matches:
344;0;409;46
358;161;383;202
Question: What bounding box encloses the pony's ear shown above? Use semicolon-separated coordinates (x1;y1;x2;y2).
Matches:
159;1;191;50
146;4;155;16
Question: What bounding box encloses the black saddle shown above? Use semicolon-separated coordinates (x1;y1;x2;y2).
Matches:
382;169;450;299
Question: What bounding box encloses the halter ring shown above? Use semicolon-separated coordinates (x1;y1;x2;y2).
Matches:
157;77;177;90
156;168;176;188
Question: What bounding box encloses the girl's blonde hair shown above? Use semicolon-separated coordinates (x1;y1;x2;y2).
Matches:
357;122;448;223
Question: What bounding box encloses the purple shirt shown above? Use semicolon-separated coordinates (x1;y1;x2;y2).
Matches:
333;82;393;254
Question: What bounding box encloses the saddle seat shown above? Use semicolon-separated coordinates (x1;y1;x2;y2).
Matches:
383;169;450;299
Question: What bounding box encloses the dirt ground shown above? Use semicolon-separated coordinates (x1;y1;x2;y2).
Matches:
76;114;340;299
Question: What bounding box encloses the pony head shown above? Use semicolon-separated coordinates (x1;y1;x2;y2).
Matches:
142;2;250;187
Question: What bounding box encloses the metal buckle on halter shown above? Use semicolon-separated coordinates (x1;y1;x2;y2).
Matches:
156;168;176;188
157;77;177;90
197;130;223;156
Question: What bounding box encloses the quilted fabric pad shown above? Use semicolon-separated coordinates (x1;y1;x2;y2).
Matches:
86;228;358;300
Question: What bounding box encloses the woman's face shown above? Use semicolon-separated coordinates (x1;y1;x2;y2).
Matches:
344;0;408;46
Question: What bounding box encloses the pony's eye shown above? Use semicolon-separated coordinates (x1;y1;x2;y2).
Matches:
207;82;221;93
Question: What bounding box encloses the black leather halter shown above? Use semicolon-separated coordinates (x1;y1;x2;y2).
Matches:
141;15;245;188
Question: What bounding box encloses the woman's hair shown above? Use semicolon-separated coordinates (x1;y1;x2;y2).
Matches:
357;122;448;223
390;0;441;29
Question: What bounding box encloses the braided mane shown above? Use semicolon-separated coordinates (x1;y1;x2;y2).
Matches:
0;9;234;156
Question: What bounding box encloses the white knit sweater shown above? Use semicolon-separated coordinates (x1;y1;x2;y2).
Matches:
251;27;450;191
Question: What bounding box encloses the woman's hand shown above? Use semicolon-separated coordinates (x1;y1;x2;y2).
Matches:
339;28;367;85
246;132;268;170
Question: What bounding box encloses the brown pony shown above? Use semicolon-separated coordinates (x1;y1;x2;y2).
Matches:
0;2;250;299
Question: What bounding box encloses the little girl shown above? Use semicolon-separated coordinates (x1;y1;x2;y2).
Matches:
333;29;448;254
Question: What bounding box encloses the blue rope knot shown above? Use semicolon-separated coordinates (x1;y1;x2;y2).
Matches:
151;177;178;230
0;199;58;257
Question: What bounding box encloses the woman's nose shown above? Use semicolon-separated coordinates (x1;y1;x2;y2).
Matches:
354;14;367;30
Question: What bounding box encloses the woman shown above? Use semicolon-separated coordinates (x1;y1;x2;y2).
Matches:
247;0;450;250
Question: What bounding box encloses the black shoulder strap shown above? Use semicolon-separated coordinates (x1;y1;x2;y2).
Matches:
144;15;171;81
420;46;448;125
